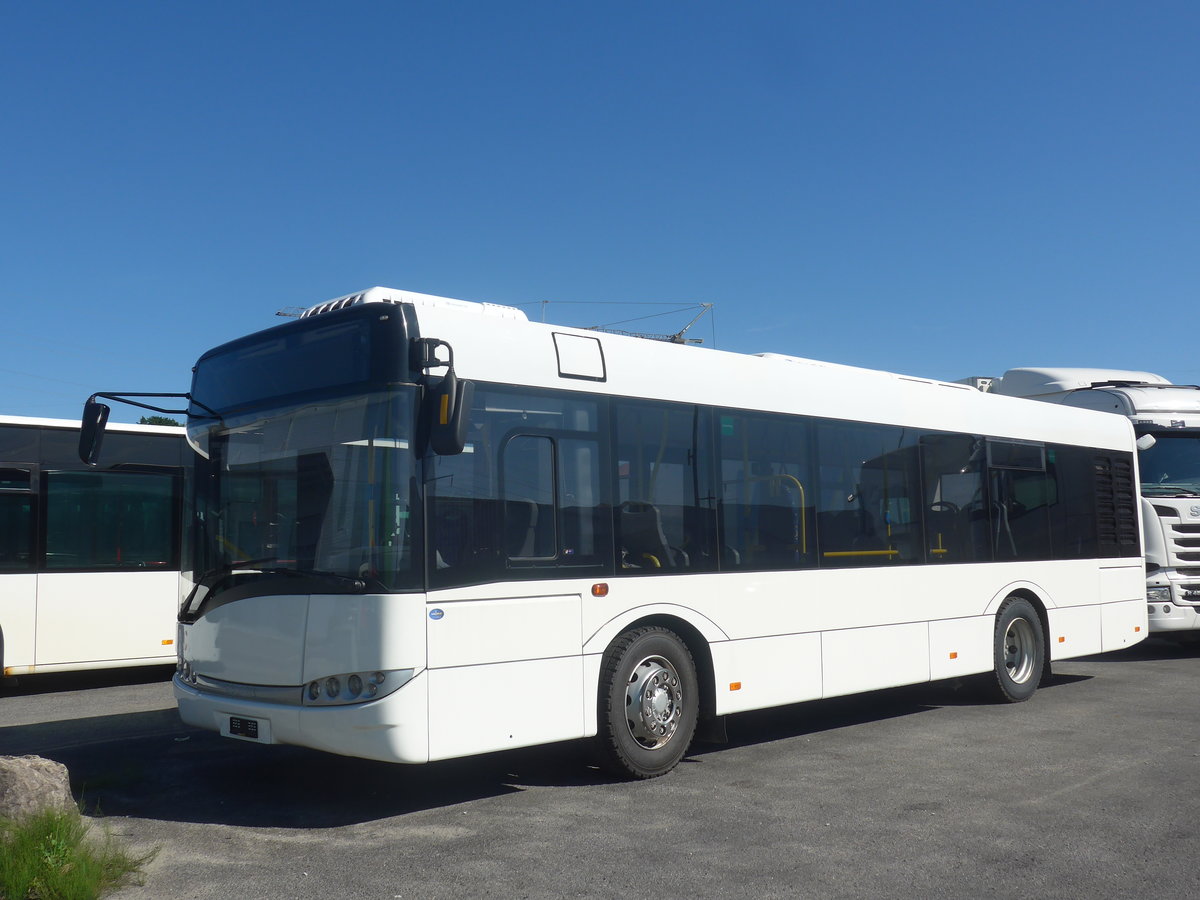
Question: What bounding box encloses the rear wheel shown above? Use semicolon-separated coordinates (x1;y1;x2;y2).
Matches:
987;596;1046;702
598;626;698;779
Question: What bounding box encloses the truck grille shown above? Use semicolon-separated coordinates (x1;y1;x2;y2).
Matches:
1153;509;1200;565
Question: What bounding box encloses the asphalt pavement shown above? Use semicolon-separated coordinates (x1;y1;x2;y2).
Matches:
2;641;1198;899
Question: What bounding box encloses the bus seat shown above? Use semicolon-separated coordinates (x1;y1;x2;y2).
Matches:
618;501;679;569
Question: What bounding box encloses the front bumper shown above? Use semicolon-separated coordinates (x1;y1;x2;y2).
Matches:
1146;601;1200;633
174;670;431;763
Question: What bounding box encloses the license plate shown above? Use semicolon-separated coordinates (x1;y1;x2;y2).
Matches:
223;715;270;743
229;716;259;739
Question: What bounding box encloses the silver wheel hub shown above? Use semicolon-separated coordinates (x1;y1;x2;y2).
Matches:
1004;616;1038;684
625;655;683;750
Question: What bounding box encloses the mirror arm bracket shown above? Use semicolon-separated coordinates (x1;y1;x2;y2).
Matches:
86;391;192;416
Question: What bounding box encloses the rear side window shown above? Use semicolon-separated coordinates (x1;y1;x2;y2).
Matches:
44;471;179;570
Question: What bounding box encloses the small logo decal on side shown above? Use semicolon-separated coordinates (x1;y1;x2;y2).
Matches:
429;609;445;620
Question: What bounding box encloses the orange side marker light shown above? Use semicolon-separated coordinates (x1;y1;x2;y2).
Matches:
948;652;958;660
729;682;742;692
591;583;609;597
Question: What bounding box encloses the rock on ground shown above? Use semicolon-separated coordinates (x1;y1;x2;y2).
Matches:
0;755;75;821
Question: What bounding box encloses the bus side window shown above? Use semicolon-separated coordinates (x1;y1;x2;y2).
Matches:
987;440;1053;561
717;411;816;572
44;470;178;570
1048;446;1100;558
502;434;556;560
815;423;922;567
613;401;717;574
920;434;990;563
0;490;34;571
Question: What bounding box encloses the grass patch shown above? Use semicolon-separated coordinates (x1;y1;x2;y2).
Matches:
0;807;155;899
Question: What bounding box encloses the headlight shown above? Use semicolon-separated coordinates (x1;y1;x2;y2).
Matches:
303;668;416;706
1147;586;1171;603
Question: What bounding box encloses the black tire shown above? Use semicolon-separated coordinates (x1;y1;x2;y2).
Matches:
598;626;699;779
986;596;1046;703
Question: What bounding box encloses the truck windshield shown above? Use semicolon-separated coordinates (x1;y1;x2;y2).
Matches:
1138;431;1200;497
182;389;420;619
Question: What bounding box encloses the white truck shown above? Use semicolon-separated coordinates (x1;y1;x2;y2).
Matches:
965;368;1200;637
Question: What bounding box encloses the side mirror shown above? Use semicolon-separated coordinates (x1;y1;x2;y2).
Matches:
429;370;474;455
1136;434;1157;451
79;399;111;465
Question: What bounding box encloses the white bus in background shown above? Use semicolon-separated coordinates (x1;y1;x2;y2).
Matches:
966;369;1200;637
84;288;1147;778
1;415;186;677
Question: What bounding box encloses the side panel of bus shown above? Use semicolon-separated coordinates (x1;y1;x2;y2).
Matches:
35;571;179;667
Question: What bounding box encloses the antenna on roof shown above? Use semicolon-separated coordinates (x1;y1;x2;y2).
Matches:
586;303;715;345
514;298;723;345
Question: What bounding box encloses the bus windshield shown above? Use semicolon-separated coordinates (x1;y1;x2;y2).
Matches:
1138;431;1200;497
183;389;420;617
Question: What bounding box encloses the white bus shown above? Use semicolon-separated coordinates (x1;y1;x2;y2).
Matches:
1;415;186;677
88;288;1146;777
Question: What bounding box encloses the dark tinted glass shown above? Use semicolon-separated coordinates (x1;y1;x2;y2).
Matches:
613;400;717;574
988;440;1045;471
192;318;373;413
372;383;1137;587
717;410;816;571
503;435;557;559
1047;445;1100;558
0;467;33;492
815;422;923;566
428;385;610;587
0;493;33;571
920;434;991;563
989;467;1055;560
44;471;178;570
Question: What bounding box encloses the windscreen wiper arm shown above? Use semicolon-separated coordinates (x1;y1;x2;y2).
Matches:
256;566;369;592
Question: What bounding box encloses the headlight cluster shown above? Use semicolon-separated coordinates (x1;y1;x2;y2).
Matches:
1146;586;1172;604
303;668;416;706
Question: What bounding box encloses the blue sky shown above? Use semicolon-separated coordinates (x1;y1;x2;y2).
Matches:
2;1;1197;422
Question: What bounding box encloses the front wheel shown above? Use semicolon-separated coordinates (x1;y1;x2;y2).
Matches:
986;596;1046;703
598;626;699;779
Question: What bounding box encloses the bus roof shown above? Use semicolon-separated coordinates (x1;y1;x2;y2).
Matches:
298;287;1136;454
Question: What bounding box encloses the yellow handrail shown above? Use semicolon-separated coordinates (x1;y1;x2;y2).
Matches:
822;549;901;558
745;473;808;554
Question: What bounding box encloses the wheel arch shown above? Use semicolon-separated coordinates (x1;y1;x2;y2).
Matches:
986;581;1051;625
591;611;719;726
990;585;1052;685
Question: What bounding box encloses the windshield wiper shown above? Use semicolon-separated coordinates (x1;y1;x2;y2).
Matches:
1142;484;1200;497
254;566;369;592
179;560;370;623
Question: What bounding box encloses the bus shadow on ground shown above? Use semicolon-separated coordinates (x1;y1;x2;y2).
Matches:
2;667;1108;830
1075;636;1200;664
0;665;175;697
